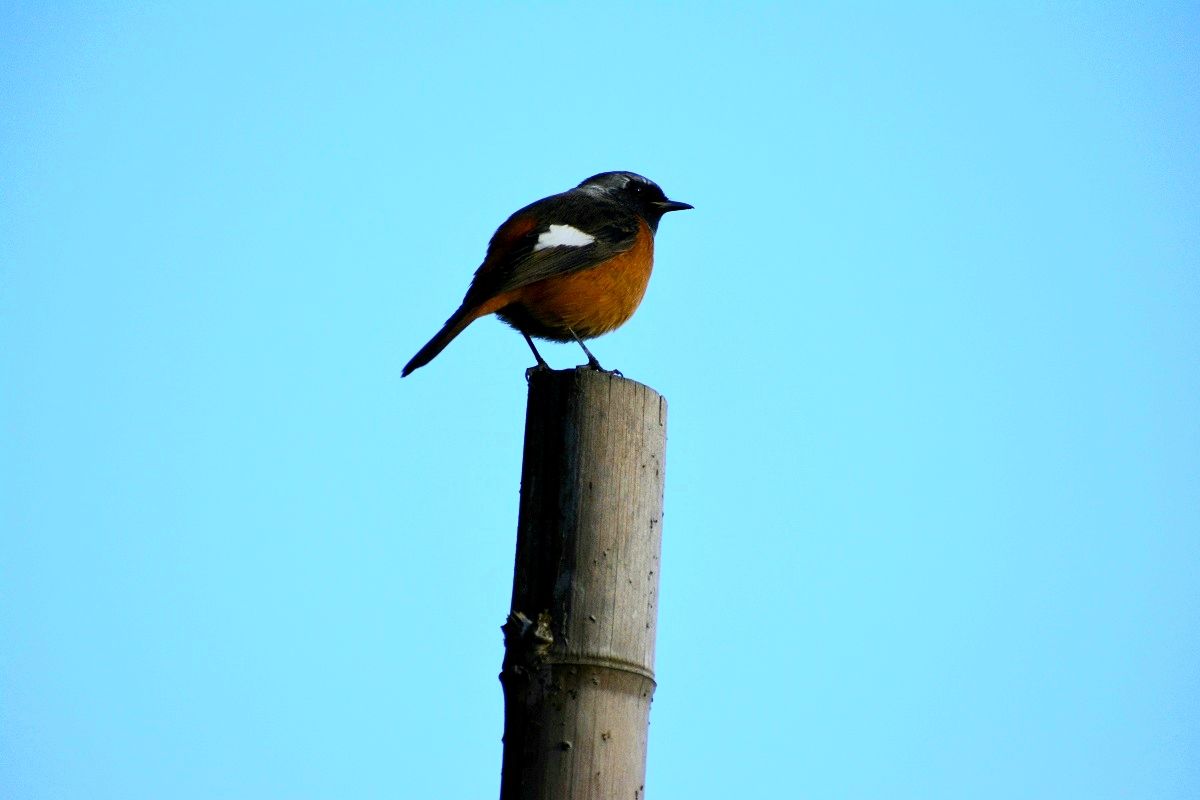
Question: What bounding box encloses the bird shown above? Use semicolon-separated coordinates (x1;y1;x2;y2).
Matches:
402;171;691;377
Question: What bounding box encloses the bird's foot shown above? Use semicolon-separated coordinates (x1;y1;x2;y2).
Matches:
525;360;551;381
579;359;622;377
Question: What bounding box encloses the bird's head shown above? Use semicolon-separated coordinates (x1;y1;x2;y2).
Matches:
578;172;693;230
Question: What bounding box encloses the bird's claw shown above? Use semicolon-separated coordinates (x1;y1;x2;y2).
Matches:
525;362;551;381
580;361;622;378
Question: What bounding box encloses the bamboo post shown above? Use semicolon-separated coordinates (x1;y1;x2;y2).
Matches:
499;367;667;800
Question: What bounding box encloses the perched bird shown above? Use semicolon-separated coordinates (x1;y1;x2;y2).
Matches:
402;171;691;377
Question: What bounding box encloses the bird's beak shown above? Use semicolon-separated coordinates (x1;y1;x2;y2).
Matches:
654;199;694;213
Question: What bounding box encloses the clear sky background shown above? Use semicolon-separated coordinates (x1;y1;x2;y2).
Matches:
2;3;1197;798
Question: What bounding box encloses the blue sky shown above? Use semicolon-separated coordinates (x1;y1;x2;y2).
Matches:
2;3;1197;798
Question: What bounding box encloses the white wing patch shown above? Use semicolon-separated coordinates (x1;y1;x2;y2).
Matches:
533;224;596;252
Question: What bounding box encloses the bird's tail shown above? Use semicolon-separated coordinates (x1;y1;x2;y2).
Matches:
402;305;479;377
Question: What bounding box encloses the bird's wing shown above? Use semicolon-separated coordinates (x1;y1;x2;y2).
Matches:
463;192;641;305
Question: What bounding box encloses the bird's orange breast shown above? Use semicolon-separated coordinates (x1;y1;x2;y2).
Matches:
506;222;655;340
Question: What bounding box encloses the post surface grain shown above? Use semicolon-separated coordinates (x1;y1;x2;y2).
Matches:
500;368;667;800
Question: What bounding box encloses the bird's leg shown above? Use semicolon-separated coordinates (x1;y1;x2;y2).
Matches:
522;332;550;371
569;328;619;375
